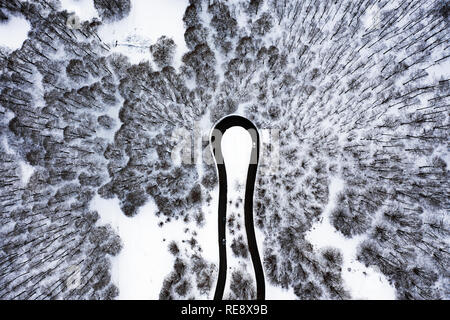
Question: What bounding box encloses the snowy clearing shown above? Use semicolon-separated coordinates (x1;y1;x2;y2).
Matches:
92;195;179;299
0;14;30;50
97;0;189;67
59;0;99;21
18;160;34;186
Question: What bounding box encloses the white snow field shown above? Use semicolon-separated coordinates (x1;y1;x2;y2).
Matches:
97;0;189;67
91;195;180;299
18;160;35;186
59;0;99;22
0;14;30;50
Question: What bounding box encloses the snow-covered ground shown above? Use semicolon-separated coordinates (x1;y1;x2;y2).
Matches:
306;177;396;300
18;160;35;186
59;0;98;21
58;0;189;66
1;134;35;186
222;126;252;298
97;0;189;67
0;13;30;50
91;195;186;299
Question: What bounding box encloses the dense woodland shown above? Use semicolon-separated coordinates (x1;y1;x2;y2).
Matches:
0;0;448;299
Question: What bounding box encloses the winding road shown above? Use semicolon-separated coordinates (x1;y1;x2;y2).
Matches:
210;115;265;300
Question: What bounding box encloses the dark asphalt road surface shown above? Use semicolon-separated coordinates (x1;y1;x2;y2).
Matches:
211;115;265;300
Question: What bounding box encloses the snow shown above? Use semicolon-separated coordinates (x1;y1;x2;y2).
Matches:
97;0;189;67
222;126;253;298
91;195;184;299
222;126;252;179
1;136;14;154
196;186;220;269
59;0;99;22
433;145;450;170
427;58;450;80
194;114;220;269
306;177;397;300
265;284;297;300
1;135;34;186
0;14;30;50
18;161;35;186
361;3;381;31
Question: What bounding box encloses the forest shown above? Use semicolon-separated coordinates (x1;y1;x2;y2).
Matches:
0;0;448;299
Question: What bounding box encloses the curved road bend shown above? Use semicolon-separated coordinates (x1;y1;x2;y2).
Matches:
211;115;265;300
